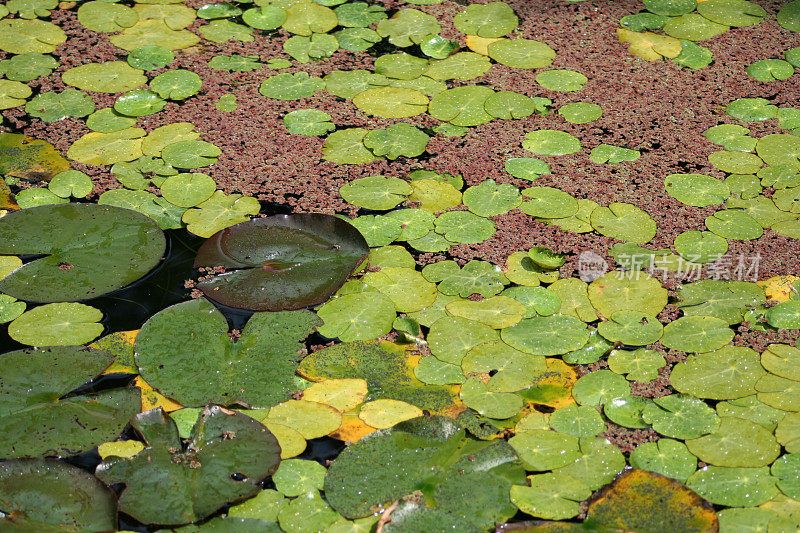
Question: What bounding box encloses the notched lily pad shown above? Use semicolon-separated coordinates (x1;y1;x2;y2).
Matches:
193;214;368;311
96;407;281;526
0;203;165;303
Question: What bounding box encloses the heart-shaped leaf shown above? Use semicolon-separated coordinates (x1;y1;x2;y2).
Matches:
96;406;281;526
0;203;165;302
135;298;321;408
194;214;369;311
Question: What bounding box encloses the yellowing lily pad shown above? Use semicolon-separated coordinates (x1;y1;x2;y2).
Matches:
358;399;423;429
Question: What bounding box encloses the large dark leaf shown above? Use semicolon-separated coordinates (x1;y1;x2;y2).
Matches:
193;214;368;311
96;406;281;526
324;416;525;529
135;298;321;408
0;459;117;532
0;203;166;303
0;345;139;458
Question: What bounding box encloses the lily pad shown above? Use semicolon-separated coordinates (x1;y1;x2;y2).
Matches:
501;314;590;356
696;0;766;27
778;0;800;31
642;394;720;439
96;407;281;526
686;416;780;467
520;187;579;218
599;312;664;346
363;123;430;159
323;128;379;165
487;39;556;69
62;61;147;93
509;429;581;471
128;45;175;70
462;340;546;392
747;59;795;82
0;19;66;54
553;436;626;490
260;72;325;100
522;130;582;156
0;203;165;302
429;86;494;127
535;70;588;92
283;109;335;136
376;9;441;47
665;173;730;207
617;28;683;60
677;279;765;324
422;260;508;298
0;345;139;458
150;69;202;100
454;2;518;38
193;214;368;311
663;13;730;41
588;271;668;318
590;202;657;244
0;459;117;531
67;128;147;165
629;439;698;482
448;296;526;329
354;86;429;118
644;0;697;16
135;298;320;407
726;97;778;122
340;175;411;210
686;466;778;506
427;316;499;364
0;132;69;182
324;416;523;529
673;230;728;263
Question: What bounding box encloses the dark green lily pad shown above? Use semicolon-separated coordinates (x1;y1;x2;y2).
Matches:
0;203;165;303
193;214;368;311
324;416;524;529
96;407;281;526
0;345;139;459
135;298;320;408
0;459;117;531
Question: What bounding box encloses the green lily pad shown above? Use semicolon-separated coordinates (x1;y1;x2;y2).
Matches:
209;54;262;72
591;202;657;243
62;61;147;93
317;290;396;341
281;1;337;36
588;271;668;318
686;416;780;467
428;86;494;127
363;267;437;313
696;0;766;27
0;345;138;458
462;340;546;392
0;79;32;109
150;69;202;100
85;107;138;133
558;102;602;124
621;12;671;31
193;213;368;311
0;53;58;82
97;407;281;526
197;2;242;19
323;128;379;165
427;316;499;364
747;59;795;82
374;52;428;80
340;175;411;210
487;39;556;69
78;1;138;32
272;459;326;498
726;97;778;122
259;72;325;100
425;52;492;81
549;405;605;438
215;94;237;112
553;436;626;490
25;89;95;122
463;179;522;217
673;230;728;263
135;298;320;407
324;70;389;98
704;124;757;151
283;109;335;136
0;203;165;302
761;344;800;381
677;280;765;325
509;429;582;471
159;172;215;208
434;211;495;244
535;70;588;92
501;314;590;356
686;466;778;507
49;170;93;199
716;395;786;432
111;20;200;52
563;328;613;364
522;130;582;156
510;472;591;520
454;1;518;37
162;140;221;169
0;19;66;54
0;294;25;324
642;394;719;439
364;123;430;159
422;260;508;298
663;13;730;41
520;186;579;218
778;0;800;31
114;89;167;117
771;454;800;499
599;312;663;346
546;278;596;322
385;208;435;240
298;341;454;410
757;133;800;168
589;144;641;165
709;150;764;174
485;91;537;120
283;33;339;63
571;369;631;406
68;128;147;165
765;300;800;329
377;8;441;47
353;87;429;118
661;315;734;352
705;209;763;240
665;173;730;207
128;45;175;70
324;416;523;529
0;459;117;531
460;377;523;419
447;296;526;329
15;187;68;209
99;189;185;230
335;27;381;52
419;34;459;60
199;20;253;43
644;0;697;16
629;439;697;482
334;2;386;27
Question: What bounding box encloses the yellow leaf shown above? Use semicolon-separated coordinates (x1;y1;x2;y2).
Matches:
263;400;342;439
135;376;183;412
263;422;307;459
302;378;368;413
329;413;377;444
358;399;424;429
92;330;139;374
757;275;800;302
465;35;505;56
521;358;577;410
98;440;144;460
616;28;682;61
